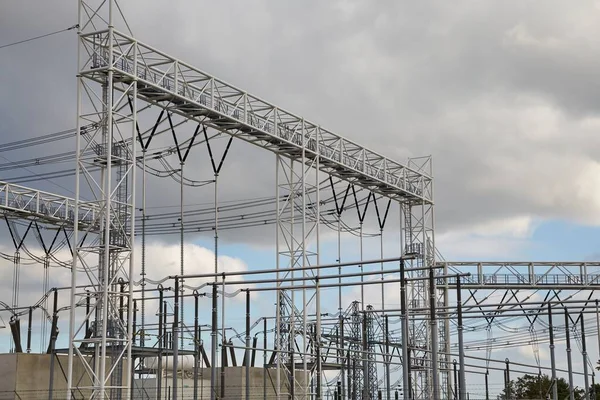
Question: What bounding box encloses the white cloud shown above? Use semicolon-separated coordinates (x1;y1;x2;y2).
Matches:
138;240;249;283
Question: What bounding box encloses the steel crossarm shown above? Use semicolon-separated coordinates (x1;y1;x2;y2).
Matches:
440;261;600;289
0;180;100;231
78;29;433;205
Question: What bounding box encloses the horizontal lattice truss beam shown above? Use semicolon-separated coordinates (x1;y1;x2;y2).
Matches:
441;261;600;289
0;180;99;231
79;29;432;204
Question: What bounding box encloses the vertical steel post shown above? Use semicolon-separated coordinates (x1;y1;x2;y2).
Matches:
164;302;169;349
26;306;32;354
429;268;439;400
581;314;590;400
141;146;147;350
453;360;457;400
246;290;251;400
67;6;83;394
341;317;346;400
291;320;295;400
49;289;58;400
264;318;267;400
275;155;281;400
128;53;138;399
289;158;296;400
221;277;226;399
380;228;385;309
317;308;322;400
132;299;137;346
157;288;164;400
548;303;558;400
173;278;179;400
359;222;364;311
201;325;205;400
213;142;221;400
385;315;391;400
316;137;322;400
351;356;355;400
565;308;574;400
132;297;137;400
179;163;184;355
484;371;489;400
194;292;199;400
362;313;369;399
597;300;600;369
505;359;510;400
85;291;90;337
400;260;409;400
457;277;466;400
352;357;356;400
211;284;218;400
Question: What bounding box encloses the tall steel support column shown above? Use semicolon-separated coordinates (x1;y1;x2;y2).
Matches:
349;301;364;399
581;315;590;400
441;263;451;400
457;278;466;400
400;261;410;400
565;309;574;400
429;267;439;400
548;304;558;400
596;300;600;365
275;122;321;399
68;1;137;398
401;157;435;400
384;315;391;400
365;306;378;400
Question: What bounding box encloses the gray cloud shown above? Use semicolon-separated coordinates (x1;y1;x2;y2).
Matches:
2;0;600;250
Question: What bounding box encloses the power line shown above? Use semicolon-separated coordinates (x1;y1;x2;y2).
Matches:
0;24;78;50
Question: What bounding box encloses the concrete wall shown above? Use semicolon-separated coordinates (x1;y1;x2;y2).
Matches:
0;354;306;400
0;353;125;399
0;354;16;399
154;367;308;400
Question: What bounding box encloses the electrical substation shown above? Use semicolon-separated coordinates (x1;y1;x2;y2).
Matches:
1;1;599;400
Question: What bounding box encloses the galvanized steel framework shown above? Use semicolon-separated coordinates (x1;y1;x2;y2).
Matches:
3;181;600;400
6;0;574;399
66;1;439;399
67;1;137;398
1;5;600;400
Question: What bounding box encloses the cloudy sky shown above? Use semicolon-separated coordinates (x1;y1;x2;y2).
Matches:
2;0;600;395
2;0;600;259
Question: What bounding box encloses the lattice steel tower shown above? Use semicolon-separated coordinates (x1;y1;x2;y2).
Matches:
67;1;137;398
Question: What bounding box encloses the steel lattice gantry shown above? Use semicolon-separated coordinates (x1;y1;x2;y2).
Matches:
68;1;437;399
441;262;600;289
0;180;99;230
0;180;101;354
